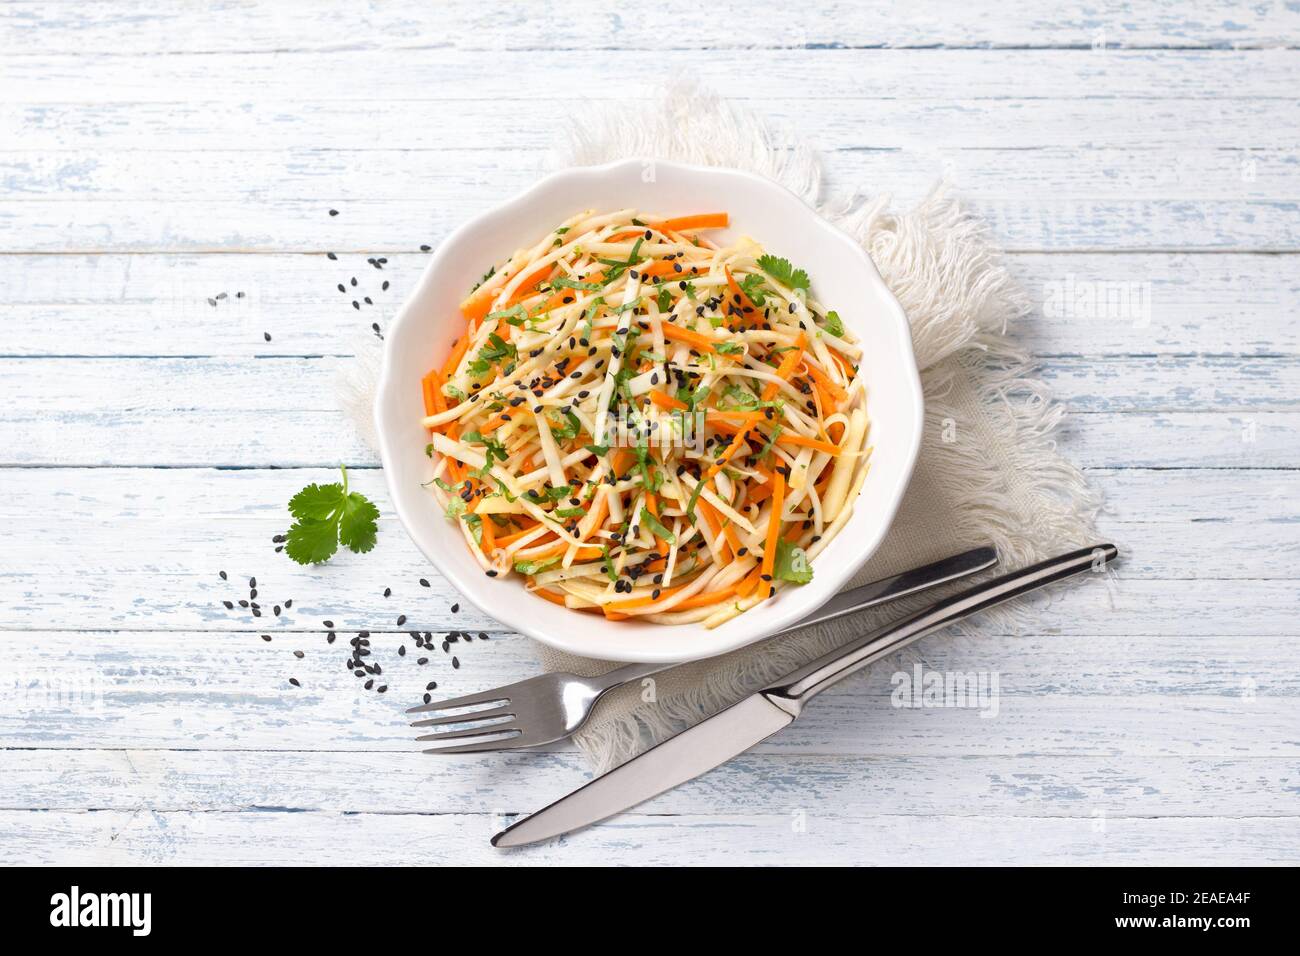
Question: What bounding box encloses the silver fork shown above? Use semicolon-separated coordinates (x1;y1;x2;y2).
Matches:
406;545;997;753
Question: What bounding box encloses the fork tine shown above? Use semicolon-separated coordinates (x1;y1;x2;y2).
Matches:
406;687;512;715
416;721;519;744
421;733;525;755
410;704;513;729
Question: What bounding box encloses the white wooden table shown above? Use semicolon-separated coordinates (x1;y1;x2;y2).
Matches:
2;1;1298;865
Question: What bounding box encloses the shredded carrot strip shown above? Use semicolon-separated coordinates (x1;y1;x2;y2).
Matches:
648;389;688;411
803;359;848;404
503;263;554;307
422;373;438;417
761;471;786;583
673;586;737;610
495;523;542;547
776;433;842;455
607;583;686;611
640;259;706;279
651;213;729;232
736;566;764;597
441;333;471;381
459;287;495;322
725;267;761;326
531;587;568;607
661;322;718;353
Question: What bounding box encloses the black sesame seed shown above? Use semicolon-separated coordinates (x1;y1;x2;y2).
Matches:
327;632;336;643
264;332;272;342
327;252;337;260
450;602;459;613
223;601;234;609
273;605;281;616
423;693;432;704
396;614;406;626
420;578;430;588
420;244;432;252
293;650;305;659
219;570;227;580
364;679;374;690
250;577;256;588
261;634;272;642
289;678;301;687
418;657;429;665
323;620;334;628
377;685;388;693
383;587;391;597
329;209;339;216
452;657;460;669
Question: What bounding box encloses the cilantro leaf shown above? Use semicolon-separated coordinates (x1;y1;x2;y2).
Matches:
640;511;676;544
513;556;560;576
339;493;380;553
823;310;845;337
600;545;618;582
288;482;345;521
757;254;810;292
773;538;813;584
282;465;380;565
285;518;342;565
739;273;768;306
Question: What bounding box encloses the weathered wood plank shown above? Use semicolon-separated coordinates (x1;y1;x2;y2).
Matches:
6;1;1298;53
2;146;1295;251
6;50;1296;104
8;98;1298;152
3;253;1296;358
1;750;1294;818
0;808;1291;865
2;625;1294;753
2;199;1289;254
5;198;1295;253
6;146;1292;204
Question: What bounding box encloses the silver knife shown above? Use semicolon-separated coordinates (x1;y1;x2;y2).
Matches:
492;543;1117;847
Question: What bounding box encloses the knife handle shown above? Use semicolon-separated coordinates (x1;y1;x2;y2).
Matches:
762;544;1118;712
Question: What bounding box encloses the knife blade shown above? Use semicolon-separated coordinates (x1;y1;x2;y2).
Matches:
785;545;996;633
492;692;794;848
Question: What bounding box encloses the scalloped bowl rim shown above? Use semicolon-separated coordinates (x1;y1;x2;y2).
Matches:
375;159;923;663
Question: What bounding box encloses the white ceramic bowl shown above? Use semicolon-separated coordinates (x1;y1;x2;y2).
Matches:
375;159;923;663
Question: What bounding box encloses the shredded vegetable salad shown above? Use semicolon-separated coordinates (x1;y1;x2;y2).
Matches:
419;209;872;627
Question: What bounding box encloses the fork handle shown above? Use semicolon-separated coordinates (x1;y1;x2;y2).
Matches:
764;544;1117;711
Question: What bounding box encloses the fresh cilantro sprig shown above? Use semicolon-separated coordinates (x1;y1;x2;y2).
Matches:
773;538;813;584
757;254;810;292
283;465;380;565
